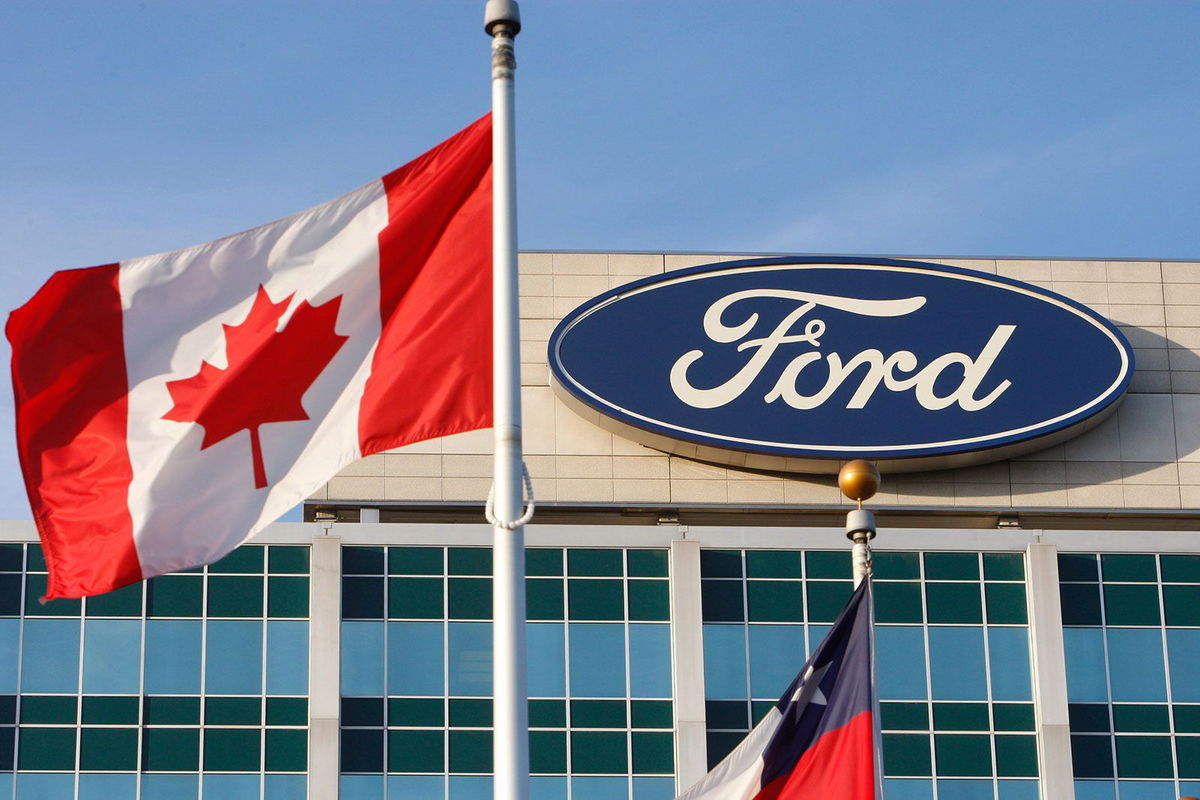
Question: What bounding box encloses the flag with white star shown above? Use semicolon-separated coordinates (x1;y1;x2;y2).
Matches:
678;580;881;799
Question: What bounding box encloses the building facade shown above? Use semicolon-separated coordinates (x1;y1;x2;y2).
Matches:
1;253;1197;799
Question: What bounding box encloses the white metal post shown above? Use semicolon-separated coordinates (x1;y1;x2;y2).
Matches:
485;2;529;799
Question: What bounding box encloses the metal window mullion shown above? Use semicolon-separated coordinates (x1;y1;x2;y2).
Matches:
74;595;84;799
741;552;751;724
198;566;209;800
977;554;1000;797
919;553;938;799
563;547;573;800
11;548;27;800
623;550;633;799
1096;556;1120;800
259;566;268;800
1156;556;1181;796
442;547;450;800
136;579;148;800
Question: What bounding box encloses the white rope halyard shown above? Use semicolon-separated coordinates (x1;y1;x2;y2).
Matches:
485;461;535;529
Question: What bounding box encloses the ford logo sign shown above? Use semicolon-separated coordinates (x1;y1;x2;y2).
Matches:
548;257;1134;472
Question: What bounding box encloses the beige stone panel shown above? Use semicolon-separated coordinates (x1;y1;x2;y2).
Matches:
441;477;491;501
520;363;550;387
1106;261;1161;283
519;339;546;364
1161;262;1200;283
383;476;443;501
1121;461;1178;485
665;254;723;270
1118;326;1167;349
1050;260;1107;282
556;455;614;478
1015;443;1066;461
1168;348;1200;371
612;479;670;503
1164;284;1200;305
672;479;728;503
521;387;558;455
520;296;554;319
440;428;494;455
1010;460;1067;484
1172;372;1200;394
384;453;442;477
612;456;670;480
530;476;557;502
1165;306;1200;328
1052;282;1109;305
718;255;763;262
520;319;557;341
612;436;653;456
327;476;386;501
1066;483;1124;507
1065;461;1122;485
895;481;955;505
1175;395;1200;462
556;478;615;502
996;260;1052;283
554;402;613;455
519;274;553;297
670;458;728;480
1181;485;1200;507
954;483;1012;506
1122;484;1181;509
743;453;788;472
553;275;610;298
524;454;556;480
1109;304;1166;327
518;252;553;274
336;453;387;477
552;297;588;317
937;259;997;273
728;480;786;503
1132;349;1170;370
608;253;664;275
1011;484;1069;506
725;466;778;482
1117;394;1178;462
1128;372;1172;393
552;252;608;275
1109;283;1165;305
1178;462;1200;484
309;482;329;501
442;454;491;478
1063;415;1122;461
952;462;1010;484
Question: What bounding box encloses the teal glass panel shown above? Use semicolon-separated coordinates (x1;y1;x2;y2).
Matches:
700;550;742;578
747;580;803;622
806;581;853;622
21;695;76;723
526;578;564;621
874;582;923;623
631;731;673;774
82;696;139;725
206;696;260;726
1060;584;1103;626
929;627;987;701
806;551;851;579
25;573;80;615
144;696;200;725
267;576;309;618
268;545;309;575
986;583;1028;624
211;546;264;573
881;702;929;731
448;577;492;620
388;621;443;696
340;729;383;773
1059;554;1099;582
142;727;200;771
206;620;263;694
570;731;628;773
1103;584;1161;625
85;582;142;617
924;553;979;580
146;574;202;616
1177;705;1200;732
994;703;1036;731
80;728;138;770
745;550;802;578
1178;737;1200;779
1108;628;1166;702
701;580;744;622
448;548;491;576
1113;704;1170;732
933;703;990;730
448;621;492;696
926;583;983;624
527;622;566;697
567;549;623;577
934;734;992;776
341;576;384;619
388;546;442;575
984;553;1025;581
526;548;563;577
1161;554;1200;583
748;624;805;699
572;699;626;728
529;729;566;773
628;580;669;621
1101;554;1157;582
1063;627;1109;703
631;700;672;729
267;697;307;726
266;620;308;695
873;552;920;580
450;698;492;726
1115;736;1173;778
529;699;566;728
388;697;441;727
883;733;933;776
702;624;747;700
343;546;385;575
995;735;1038;777
989;627;1032;701
569;623;625;698
1163;585;1200;625
388;729;444;772
568;579;624;621
627;550;668;578
83;619;141;693
449;729;492;772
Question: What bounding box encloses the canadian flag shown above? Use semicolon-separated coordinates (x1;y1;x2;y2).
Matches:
8;114;493;599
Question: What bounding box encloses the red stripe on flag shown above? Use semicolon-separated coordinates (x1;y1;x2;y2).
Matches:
359;113;494;454
7;265;141;599
753;710;876;800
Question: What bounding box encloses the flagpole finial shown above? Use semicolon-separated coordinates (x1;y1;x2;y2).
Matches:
840;461;879;586
485;0;521;36
838;459;880;508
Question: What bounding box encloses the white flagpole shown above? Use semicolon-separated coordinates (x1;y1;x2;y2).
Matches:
485;2;529;799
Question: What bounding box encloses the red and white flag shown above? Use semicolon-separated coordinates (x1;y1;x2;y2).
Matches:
8;114;493;599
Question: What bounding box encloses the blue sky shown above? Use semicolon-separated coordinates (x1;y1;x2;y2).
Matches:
1;0;1197;518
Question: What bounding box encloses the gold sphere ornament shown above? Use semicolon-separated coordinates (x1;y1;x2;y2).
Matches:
838;460;881;505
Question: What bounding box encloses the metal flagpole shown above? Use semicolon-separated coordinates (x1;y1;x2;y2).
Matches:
484;2;530;799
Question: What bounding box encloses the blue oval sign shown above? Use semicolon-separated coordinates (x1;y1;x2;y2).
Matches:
548;257;1134;471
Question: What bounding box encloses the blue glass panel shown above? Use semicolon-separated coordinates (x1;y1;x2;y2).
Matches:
936;779;995;800
83;619;141;693
997;779;1039;799
203;774;260;800
809;624;831;647
629;623;671;698
988;627;1032;701
929;627;986;701
748;624;806;699
883;779;934;800
1063;628;1108;703
145;619;202;693
389;621;445;696
339;774;384;800
264;775;308;800
527;623;566;697
530;776;567;800
206;619;263;694
0;777;9;800
633;776;676;799
1116;782;1177;800
876;626;927;700
15;773;75;800
1107;628;1166;702
572;776;629;800
21;618;80;693
266;620;308;694
0;619;19;693
1183;782;1200;797
79;774;137;800
1167;629;1200;701
449;622;492;696
569;623;627;698
1073;781;1116;800
702;624;747;700
388;775;445;799
449;776;493;799
141;774;198;800
341;621;385;696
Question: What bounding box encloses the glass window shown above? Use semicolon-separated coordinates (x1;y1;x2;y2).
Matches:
341;621;385;696
1063;627;1108;703
20;618;80;693
1107;628;1166;702
78;773;138;800
876;626;928;701
628;623;671;698
144;619;202;694
83;619;141;694
448;621;492;696
988;627;1032;701
140;774;199;800
702;624;747;700
0;618;19;693
206;620;263;694
388;621;444;697
569;623;626;698
748;625;805;699
266;619;309;695
929;627;987;701
1167;628;1200;702
202;774;261;800
527;622;566;697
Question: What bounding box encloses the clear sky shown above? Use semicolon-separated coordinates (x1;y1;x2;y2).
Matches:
1;1;1197;518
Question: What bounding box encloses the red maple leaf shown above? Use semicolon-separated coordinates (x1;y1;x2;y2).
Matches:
163;285;349;489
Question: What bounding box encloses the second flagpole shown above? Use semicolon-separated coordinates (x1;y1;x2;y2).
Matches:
485;2;530;799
